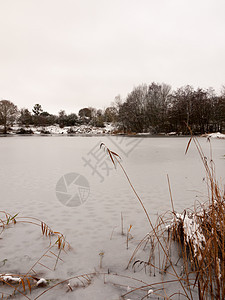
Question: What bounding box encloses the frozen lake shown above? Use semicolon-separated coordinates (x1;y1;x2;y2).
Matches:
0;136;224;299
1;136;224;216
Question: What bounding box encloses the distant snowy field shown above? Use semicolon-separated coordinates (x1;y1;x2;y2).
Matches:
0;123;116;135
1;124;225;138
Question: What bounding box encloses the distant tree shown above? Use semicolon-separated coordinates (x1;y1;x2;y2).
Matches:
142;83;170;132
0;100;18;134
66;113;78;126
32;104;43;116
40;111;50;117
47;114;57;126
109;95;122;125
168;85;194;133
78;108;92;123
90;109;105;127
117;83;172;133
219;90;225;132
113;95;123;114
19;108;33;126
211;87;225;132
192;88;212;133
104;106;118;123
39;111;57;126
118;86;145;132
58;110;67;128
168;86;214;134
96;109;105;127
32;104;44;126
78;108;91;118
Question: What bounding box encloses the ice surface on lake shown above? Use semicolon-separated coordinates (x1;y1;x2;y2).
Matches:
0;136;224;299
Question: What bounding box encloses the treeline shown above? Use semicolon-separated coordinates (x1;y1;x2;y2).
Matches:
19;105;110;128
118;83;225;134
0;83;224;134
0;101;113;134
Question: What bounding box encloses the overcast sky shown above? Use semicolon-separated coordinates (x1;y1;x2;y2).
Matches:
0;0;224;114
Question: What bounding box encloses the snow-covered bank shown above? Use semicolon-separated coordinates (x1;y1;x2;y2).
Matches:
204;132;225;139
1;124;225;138
1;123;116;136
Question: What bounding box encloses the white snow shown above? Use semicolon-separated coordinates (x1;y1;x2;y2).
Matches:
0;274;21;283
169;212;206;255
8;123;117;136
36;278;47;286
206;132;225;139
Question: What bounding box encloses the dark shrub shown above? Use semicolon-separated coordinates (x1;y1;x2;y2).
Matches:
16;128;34;134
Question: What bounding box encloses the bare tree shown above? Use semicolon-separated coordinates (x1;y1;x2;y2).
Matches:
0;100;18;134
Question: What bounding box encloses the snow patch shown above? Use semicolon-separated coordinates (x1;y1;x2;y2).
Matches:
205;132;225;139
168;212;205;256
36;278;47;286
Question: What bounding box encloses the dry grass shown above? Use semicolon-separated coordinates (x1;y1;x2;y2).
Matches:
0;213;69;299
167;135;225;299
101;135;224;299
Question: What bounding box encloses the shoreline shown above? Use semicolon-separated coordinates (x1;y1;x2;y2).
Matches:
0;125;225;139
1;133;224;139
0;132;196;138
